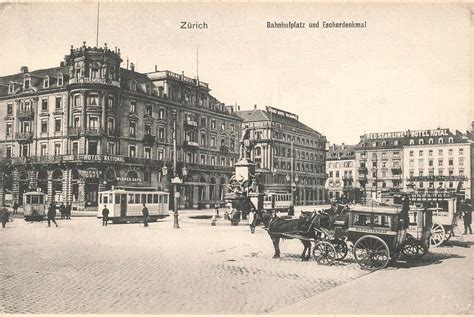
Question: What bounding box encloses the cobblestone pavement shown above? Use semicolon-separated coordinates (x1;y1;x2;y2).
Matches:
0;214;370;314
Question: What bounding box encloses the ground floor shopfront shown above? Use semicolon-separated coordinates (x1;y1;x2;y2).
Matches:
0;156;233;211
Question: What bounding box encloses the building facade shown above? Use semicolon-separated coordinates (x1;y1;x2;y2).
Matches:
402;128;472;200
0;43;241;211
325;144;357;203
354;127;473;202
236;106;327;206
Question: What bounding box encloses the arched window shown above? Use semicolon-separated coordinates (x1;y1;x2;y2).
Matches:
418;139;424;145
409;139;414;145
255;147;262;156
382;141;386;147
438;138;444;144
428;138;433;144
130;81;137;91
448;137;453;143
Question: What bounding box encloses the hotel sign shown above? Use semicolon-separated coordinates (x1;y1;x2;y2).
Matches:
366;129;449;140
62;155;125;163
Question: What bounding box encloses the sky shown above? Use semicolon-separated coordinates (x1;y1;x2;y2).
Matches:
0;2;472;144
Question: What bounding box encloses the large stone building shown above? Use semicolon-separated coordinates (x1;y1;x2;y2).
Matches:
354;127;473;202
325;143;357;203
236;106;327;205
0;43;242;211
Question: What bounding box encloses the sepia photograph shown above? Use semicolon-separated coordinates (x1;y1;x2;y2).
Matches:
0;1;473;315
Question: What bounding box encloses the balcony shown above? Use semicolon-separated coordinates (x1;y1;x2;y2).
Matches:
183;140;199;148
143;134;156;146
68;77;120;88
185;119;198;128
16;132;33;142
357;175;367;181
357;167;368;174
68;127;81;138
391;166;402;175
220;145;229;154
83;128;104;137
18;109;34;120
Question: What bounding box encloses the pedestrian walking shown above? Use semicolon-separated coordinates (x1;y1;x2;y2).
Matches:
214;205;220;217
12;201;19;215
59;202;66;220
65;202;72;220
142;203;149;227
211;207;218;226
462;199;472;235
1;205;10;228
102;205;109;226
47;203;58;227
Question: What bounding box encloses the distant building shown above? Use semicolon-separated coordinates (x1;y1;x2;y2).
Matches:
0;43;241;210
236;106;327;205
325;143;357;202
355;126;473;202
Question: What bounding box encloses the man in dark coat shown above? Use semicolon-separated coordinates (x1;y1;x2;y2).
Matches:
12;201;19;215
65;203;72;220
1;205;10;228
401;195;410;229
47;203;58;227
462;199;472;235
142;203;149;227
102;205;109;226
59;202;66;219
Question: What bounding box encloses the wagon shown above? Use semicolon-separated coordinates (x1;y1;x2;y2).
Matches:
344;205;432;270
403;193;458;247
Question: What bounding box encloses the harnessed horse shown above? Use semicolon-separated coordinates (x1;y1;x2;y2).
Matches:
251;208;349;260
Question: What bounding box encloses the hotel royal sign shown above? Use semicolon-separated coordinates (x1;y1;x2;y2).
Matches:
365;128;450;140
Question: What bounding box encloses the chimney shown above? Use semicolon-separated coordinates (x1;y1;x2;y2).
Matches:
237;105;240;111
254;104;257;110
341;143;345;150
130;63;135;72
155;65;158;72
20;66;29;73
332;144;336;151
60;61;65;67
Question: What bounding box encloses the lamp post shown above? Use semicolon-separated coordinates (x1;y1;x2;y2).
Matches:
162;110;188;228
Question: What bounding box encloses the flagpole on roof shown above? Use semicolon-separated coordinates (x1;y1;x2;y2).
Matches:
96;2;100;47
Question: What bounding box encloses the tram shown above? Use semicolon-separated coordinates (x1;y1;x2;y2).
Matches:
97;188;170;223
262;192;293;212
23;191;48;222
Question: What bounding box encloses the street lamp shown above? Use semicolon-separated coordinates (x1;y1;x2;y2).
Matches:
162;164;188;229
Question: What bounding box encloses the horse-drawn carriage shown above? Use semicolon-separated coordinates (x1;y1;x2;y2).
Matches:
253;203;433;271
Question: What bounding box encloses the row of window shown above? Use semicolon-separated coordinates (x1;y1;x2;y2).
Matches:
266;146;324;161
329;171;354;178
8;74;64;94
272;131;323;149
328;161;353;168
409;158;464;167
359;160;401;169
271;160;325;173
360;152;400;159
409;169;465;177
409;148;464;157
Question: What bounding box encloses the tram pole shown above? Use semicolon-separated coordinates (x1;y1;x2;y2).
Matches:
172;110;179;229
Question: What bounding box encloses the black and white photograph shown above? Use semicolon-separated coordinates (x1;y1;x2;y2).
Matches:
0;1;473;315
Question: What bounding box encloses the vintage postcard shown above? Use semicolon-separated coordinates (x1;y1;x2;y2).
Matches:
0;1;472;315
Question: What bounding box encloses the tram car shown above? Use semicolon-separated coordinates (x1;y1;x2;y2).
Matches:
23;191;48;222
97;188;169;224
263;192;293;212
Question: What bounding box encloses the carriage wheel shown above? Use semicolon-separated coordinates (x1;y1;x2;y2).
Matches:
332;239;348;260
353;235;390;271
401;240;427;260
312;241;336;265
430;223;445;247
444;232;452;242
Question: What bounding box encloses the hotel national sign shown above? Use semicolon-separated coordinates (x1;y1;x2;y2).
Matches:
366;129;449;140
62;155;125;163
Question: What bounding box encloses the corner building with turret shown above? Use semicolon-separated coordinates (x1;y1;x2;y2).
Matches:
0;43;242;211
